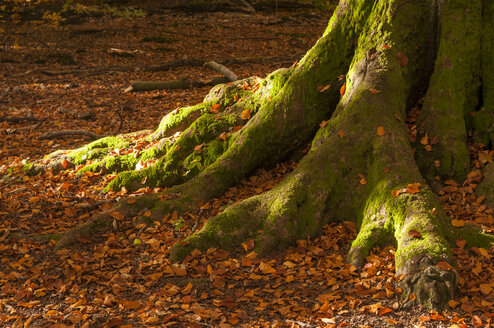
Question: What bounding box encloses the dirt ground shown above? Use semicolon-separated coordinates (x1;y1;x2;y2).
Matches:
1;2;493;328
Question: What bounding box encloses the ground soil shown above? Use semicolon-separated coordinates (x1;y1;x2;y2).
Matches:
0;2;493;328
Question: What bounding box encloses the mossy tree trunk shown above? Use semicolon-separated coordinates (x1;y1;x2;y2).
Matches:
33;0;494;310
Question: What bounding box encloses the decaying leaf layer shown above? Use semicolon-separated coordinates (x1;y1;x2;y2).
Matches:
32;0;494;310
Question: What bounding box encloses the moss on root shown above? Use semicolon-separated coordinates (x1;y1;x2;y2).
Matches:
415;0;482;183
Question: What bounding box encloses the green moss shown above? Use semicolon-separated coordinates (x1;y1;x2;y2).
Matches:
472;108;494;145
454;225;494;249
69;136;130;165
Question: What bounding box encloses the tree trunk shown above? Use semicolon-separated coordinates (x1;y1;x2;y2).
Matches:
32;0;494;310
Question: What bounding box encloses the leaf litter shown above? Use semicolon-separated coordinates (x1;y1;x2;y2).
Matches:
0;2;493;328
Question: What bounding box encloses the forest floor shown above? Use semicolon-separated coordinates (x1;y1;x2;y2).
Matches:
0;2;493;328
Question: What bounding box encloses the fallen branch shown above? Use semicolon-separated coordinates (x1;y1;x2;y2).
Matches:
204;61;239;81
0;116;39;123
39;130;105;140
4;54;303;78
129;77;229;92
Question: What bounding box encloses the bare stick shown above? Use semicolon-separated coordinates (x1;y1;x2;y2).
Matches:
239;0;256;13
39;130;105;140
0;116;39;123
204;61;239;81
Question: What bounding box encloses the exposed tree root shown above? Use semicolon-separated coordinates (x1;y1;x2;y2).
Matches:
33;0;494;310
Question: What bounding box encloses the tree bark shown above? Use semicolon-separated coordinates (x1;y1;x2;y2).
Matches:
30;0;494;310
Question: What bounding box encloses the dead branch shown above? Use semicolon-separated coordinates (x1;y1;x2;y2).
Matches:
39;130;105;140
3;54;303;79
204;61;239;81
0;116;39;123
129;77;229;92
239;0;256;13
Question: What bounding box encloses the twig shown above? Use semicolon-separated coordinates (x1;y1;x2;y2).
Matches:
204;61;239;81
239;0;256;13
39;130;105;140
129;77;229;92
0;116;39;123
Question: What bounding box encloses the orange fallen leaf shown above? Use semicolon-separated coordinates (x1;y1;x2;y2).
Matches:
420;134;429;145
455;238;466;249
378;307;393;316
317;85;331;92
451;219;465;227
123;300;141;310
360;178;367;185
479;284;492;295
434;160;441;167
218;132;229;140
62;159;70;169
210;104;221;113
369;88;381;94
448;299;460;309
393;113;401;121
320;120;328;128
109;211;124;220
259;262;276;274
241;109;251;120
340;84;346;96
408;230;422;238
436;262;452;270
397;52;408;67
425;144;432;151
391;188;406;197
382;45;392;49
338;130;344;138
377;126;385;136
406;183;421;194
419;315;431;322
232;125;243;132
194;144;203;152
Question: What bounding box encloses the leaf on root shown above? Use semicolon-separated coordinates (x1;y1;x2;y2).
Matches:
397;52;408;67
340;84;345;97
436;262;452;270
369;88;381;94
320;120;328;128
406;183;421;194
210;104;221;113
241;109;251;120
408;230;421;238
451;219;465;227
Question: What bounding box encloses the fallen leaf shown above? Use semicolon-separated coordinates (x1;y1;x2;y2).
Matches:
451;219;465;227
382;45;392;49
397;52;408;67
210;104;220;113
317;85;331;92
340;84;346;96
377;126;385;136
241;109;251;120
320;120;328;128
123;300;141;310
455;238;466;249
259;262;276;274
406;183;421;194
338;130;344;138
408;230;422;238
369;88;381;94
436;262;452;270
479;284;492;295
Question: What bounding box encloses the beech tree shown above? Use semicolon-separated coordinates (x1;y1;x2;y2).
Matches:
32;0;494;310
